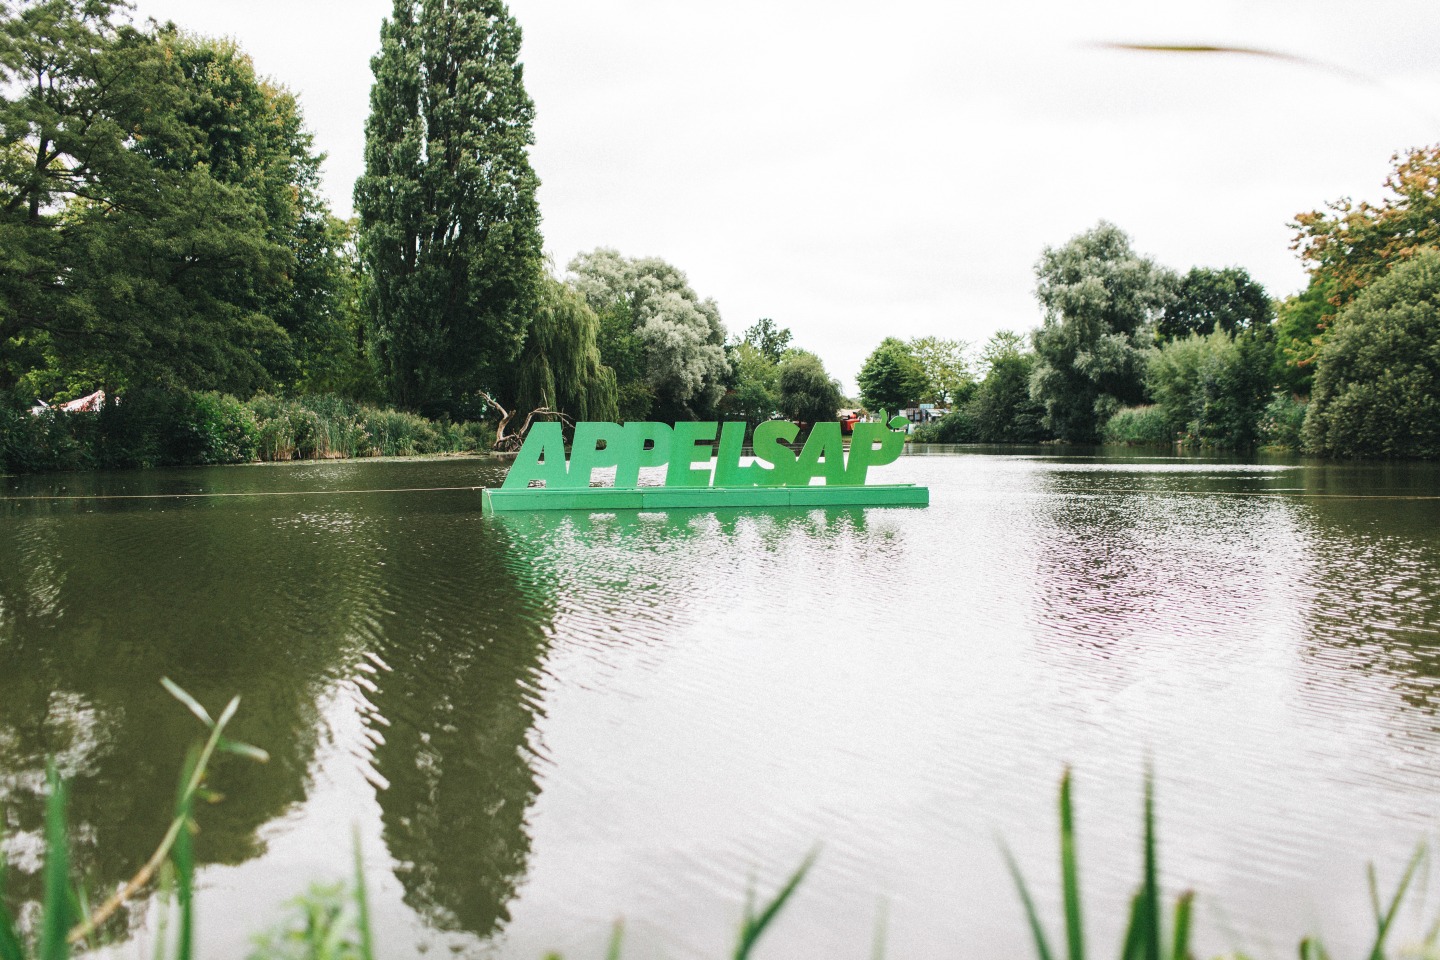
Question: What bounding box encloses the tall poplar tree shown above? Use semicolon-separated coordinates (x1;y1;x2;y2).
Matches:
355;0;544;415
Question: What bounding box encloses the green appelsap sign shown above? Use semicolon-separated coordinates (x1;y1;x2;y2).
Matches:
481;417;928;514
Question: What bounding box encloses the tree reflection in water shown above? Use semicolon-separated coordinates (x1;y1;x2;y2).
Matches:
0;493;379;934
0;467;909;950
363;504;890;939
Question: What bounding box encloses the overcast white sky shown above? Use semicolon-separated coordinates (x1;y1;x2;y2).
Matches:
130;0;1440;393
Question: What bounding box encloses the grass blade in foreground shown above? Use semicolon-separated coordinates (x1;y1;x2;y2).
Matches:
1060;769;1086;960
1006;770;1197;960
172;749;199;960
0;818;23;960
353;830;375;960
38;763;71;960
1367;846;1425;960
68;680;267;945
733;850;817;960
1003;840;1057;960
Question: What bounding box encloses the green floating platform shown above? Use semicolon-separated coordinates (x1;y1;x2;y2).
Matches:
481;484;928;516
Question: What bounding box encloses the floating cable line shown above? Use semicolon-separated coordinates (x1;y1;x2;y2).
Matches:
0;485;486;502
2;487;1439;503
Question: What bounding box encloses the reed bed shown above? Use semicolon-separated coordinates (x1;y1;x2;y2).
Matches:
0;391;495;472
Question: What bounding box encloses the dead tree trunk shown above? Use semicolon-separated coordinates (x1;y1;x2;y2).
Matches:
479;393;574;453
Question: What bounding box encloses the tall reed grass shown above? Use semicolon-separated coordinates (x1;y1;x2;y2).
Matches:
0;390;497;472
1101;405;1174;446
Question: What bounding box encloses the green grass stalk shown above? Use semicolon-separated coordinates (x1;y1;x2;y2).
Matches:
37;764;70;960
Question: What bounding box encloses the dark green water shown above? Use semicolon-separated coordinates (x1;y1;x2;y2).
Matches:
2;449;1440;958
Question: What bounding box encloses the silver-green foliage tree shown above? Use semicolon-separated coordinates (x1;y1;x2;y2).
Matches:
355;0;543;415
1030;222;1177;442
1302;250;1440;459
567;248;729;422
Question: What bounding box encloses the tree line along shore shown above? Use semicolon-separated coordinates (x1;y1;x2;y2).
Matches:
4;0;1438;474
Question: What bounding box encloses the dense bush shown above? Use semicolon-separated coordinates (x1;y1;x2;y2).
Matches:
249;395;331;460
0;399;96;472
1102;405;1172;445
912;408;978;443
1145;329;1273;448
1303;251;1440;458
187;392;261;464
972;353;1048;443
1259;393;1308;449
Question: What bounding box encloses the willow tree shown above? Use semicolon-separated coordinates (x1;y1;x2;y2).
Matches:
354;0;543;415
506;276;617;423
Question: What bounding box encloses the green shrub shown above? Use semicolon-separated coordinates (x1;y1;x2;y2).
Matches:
297;395;371;458
913;408;978;443
247;394;303;461
1303;250;1440;459
3;388;497;473
95;389;200;468
1102;404;1173;445
434;418;496;453
247;395;335;461
1146;328;1273;448
1259;393;1308;449
0;396;99;472
187;392;260;464
969;352;1049;443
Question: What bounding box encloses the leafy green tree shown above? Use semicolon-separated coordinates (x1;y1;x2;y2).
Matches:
718;341;779;427
857;337;927;413
0;1;291;396
1030;221;1177;442
355;0;544;415
493;275;617;422
1158;266;1273;342
742;317;792;364
977;330;1028;375
1302;250;1440;459
567;248;729;422
969;332;1048;443
158;30;363;396
1273;278;1334;395
1293;144;1440;318
908;335;972;405
777;350;842;424
287;217;376;398
592;299;652;421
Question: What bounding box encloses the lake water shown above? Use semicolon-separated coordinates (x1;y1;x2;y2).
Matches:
3;448;1440;959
